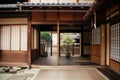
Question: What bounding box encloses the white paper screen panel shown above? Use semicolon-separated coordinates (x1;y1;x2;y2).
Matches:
110;23;120;62
0;26;10;50
21;25;27;51
11;26;20;50
92;27;100;44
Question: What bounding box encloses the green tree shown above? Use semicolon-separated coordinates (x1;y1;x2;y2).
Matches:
41;32;52;53
61;33;75;57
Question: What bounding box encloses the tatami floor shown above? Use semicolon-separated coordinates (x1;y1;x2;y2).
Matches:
1;66;120;80
33;67;109;80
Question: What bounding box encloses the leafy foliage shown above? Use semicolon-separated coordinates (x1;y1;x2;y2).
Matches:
41;32;52;45
41;32;52;52
61;33;75;53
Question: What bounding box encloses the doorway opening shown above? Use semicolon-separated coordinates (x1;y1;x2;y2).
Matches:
31;23;95;66
31;25;58;66
59;33;82;65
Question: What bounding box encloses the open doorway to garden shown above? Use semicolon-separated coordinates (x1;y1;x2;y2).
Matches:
59;33;81;65
59;33;92;65
38;32;58;66
31;24;59;66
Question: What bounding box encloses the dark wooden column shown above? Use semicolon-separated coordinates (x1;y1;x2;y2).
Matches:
38;30;40;56
27;14;32;68
81;26;84;56
51;32;52;56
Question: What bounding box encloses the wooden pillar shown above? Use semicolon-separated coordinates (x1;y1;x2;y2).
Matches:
38;30;40;56
72;44;74;56
79;33;82;56
57;21;60;65
106;23;110;66
81;26;84;56
27;16;32;68
59;32;60;57
51;32;52;56
100;25;105;65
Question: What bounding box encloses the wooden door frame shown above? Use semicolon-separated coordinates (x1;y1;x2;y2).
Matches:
57;21;60;65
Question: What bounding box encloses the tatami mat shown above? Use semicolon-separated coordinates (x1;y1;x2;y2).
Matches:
33;68;109;80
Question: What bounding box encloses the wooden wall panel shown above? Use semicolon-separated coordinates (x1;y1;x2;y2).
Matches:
91;45;101;57
91;45;101;64
31;49;39;62
46;12;58;20
31;12;86;24
60;12;74;20
110;59;120;74
91;56;100;64
75;13;85;21
0;50;27;63
32;12;44;21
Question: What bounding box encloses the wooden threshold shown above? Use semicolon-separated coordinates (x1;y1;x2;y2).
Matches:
31;64;104;69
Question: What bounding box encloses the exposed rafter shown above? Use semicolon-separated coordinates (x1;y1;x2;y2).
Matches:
83;0;104;20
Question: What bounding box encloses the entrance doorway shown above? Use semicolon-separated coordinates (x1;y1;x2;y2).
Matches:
31;24;59;66
59;33;84;65
31;23;94;66
38;32;58;65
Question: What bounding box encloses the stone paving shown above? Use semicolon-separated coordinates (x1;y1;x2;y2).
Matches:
0;68;40;80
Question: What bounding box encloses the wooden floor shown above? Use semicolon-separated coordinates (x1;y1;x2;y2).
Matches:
32;53;97;66
32;52;57;65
